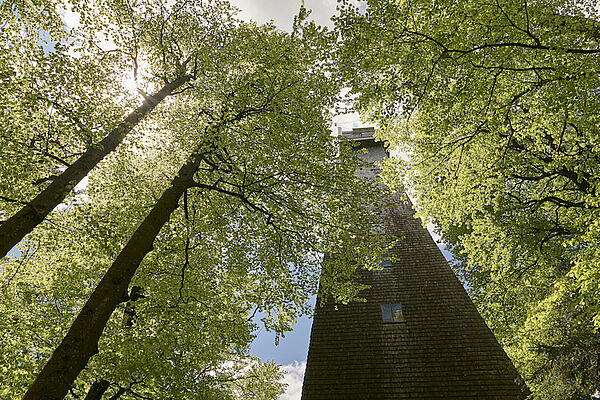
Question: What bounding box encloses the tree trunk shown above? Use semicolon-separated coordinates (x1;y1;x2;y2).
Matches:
83;380;110;400
0;74;191;259
122;285;145;327
22;152;203;400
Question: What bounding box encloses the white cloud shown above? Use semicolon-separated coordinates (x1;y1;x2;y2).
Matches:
228;0;339;31
59;5;80;30
279;361;306;400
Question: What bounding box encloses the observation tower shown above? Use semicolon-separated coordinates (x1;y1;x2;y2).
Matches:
301;127;529;399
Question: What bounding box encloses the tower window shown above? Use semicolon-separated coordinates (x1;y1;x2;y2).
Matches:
378;253;392;268
381;303;405;323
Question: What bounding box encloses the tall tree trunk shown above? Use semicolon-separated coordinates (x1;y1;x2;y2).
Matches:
22;151;203;400
0;74;191;259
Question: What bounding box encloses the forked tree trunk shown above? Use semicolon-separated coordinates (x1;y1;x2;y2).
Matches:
0;74;191;259
22;152;203;400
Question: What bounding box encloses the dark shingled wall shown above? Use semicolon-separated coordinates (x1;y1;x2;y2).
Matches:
301;129;529;399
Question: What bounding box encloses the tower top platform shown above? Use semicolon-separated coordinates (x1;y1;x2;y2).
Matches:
340;126;376;141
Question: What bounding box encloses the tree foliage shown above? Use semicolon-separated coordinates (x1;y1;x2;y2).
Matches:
1;1;392;399
336;0;600;397
0;0;130;221
0;0;209;257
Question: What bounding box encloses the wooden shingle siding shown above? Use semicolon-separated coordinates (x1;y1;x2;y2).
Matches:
301;129;529;399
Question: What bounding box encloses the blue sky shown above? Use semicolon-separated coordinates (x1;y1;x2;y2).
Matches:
250;299;315;364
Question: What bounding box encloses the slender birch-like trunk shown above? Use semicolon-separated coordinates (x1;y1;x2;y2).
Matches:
0;74;191;258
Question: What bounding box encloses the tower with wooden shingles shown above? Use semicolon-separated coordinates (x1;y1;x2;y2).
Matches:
301;127;529;399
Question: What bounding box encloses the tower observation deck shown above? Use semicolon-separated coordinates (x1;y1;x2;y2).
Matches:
301;127;529;399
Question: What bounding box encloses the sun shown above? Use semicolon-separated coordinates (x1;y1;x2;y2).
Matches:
121;73;139;97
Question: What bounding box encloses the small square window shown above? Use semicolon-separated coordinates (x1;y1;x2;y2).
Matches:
378;253;392;268
381;303;405;323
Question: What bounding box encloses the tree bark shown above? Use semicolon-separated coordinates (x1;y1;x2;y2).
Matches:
22;152;203;400
0;74;191;259
83;380;110;400
122;285;145;327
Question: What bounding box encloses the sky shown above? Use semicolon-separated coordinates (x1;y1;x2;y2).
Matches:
229;0;339;30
